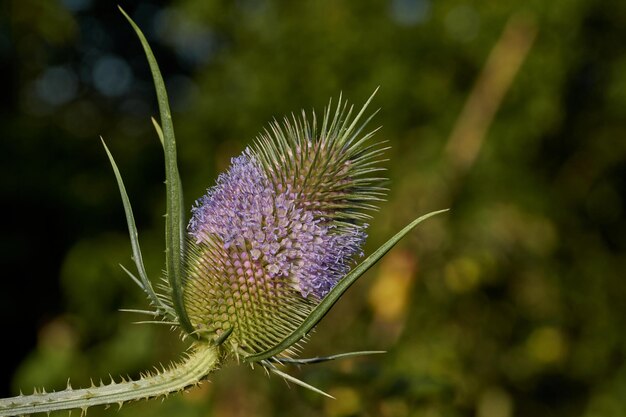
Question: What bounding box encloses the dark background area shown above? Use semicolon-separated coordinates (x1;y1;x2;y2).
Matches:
1;0;625;416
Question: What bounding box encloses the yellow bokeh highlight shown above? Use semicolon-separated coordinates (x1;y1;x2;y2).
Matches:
477;387;514;417
38;317;78;352
325;386;361;417
526;326;567;364
368;250;417;322
444;256;481;293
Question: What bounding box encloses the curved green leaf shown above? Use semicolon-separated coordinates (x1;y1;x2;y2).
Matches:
245;208;449;362
100;137;174;319
119;7;195;337
269;350;385;365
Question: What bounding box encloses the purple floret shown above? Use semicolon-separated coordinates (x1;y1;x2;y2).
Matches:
189;150;366;299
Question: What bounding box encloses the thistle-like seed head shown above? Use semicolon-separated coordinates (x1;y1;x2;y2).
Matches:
183;96;387;357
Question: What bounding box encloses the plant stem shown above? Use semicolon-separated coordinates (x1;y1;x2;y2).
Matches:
0;344;219;416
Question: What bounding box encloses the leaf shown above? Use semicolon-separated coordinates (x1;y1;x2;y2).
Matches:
269;350;385;365
100;137;174;319
245;209;449;362
119;7;195;336
264;363;334;398
151;117;165;149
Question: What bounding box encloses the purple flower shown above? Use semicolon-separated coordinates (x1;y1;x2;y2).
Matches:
189;151;366;299
183;99;386;355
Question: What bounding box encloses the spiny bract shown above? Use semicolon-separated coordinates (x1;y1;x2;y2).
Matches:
183;96;387;357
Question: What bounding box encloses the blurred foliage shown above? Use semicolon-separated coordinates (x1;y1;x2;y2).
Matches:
1;0;626;416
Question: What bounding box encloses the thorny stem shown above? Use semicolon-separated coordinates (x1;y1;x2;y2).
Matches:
0;344;219;416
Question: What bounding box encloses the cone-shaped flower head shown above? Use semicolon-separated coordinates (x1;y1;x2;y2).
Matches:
184;97;386;357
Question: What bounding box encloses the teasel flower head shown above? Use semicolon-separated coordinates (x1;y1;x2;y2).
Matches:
183;98;387;358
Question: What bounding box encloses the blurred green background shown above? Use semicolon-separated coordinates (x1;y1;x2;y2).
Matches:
1;0;625;416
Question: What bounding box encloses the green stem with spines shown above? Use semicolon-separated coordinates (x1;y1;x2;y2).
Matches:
0;344;219;417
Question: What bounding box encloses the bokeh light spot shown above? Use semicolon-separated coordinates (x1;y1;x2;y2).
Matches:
61;0;93;12
390;0;431;26
35;66;79;106
477;387;513;417
444;256;481;293
326;387;361;416
526;326;567;364
445;5;480;42
368;250;417;322
92;55;133;97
